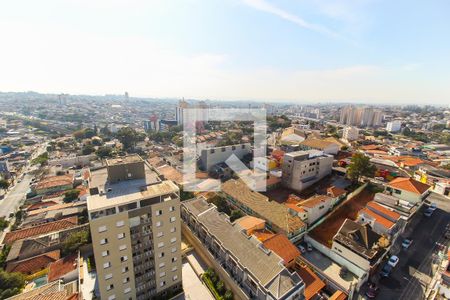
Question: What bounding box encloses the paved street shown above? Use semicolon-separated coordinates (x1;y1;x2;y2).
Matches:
360;193;450;300
0;173;33;218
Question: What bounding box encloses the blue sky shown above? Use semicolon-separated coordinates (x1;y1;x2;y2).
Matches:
0;0;449;104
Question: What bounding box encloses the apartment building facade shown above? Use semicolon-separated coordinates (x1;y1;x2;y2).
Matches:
88;155;182;300
181;197;305;300
281;150;333;192
200;143;251;171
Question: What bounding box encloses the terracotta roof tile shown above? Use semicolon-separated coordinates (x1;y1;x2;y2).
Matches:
235;216;265;230
388;177;430;194
300;139;337;150
295;263;325;300
263;234;300;266
327;186;347;198
35;175;73;190
252;230;276;242
6;250;60;274
27;201;59;211
47;254;78;282
329;290;347;300
366;201;400;221
300;195;332;209
4;217;78;245
359;208;395;229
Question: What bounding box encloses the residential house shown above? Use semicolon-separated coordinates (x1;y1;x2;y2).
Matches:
331;219;387;273
262;234;301;268
181;197;305;300
235;216;266;236
385;177;431;204
221;179;306;242
33;174;74;196
5;250;60;275
299;139;340;155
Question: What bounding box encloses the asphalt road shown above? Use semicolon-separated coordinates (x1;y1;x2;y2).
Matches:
0;173;33;218
360;192;450;300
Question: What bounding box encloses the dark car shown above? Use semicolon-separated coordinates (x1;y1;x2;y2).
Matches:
380;264;393;278
365;283;379;299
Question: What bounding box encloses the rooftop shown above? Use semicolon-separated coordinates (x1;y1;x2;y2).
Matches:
359;208;395;229
182;198;303;298
366;201;401;221
47;254;78;282
295;263;326;300
388;177;431;194
35;174;74;191
300;195;332;209
262;234;301;266
106;154;142;166
5;250;60;274
235;215;265;231
300;139;338;150
4;217;78;245
221;179;305;234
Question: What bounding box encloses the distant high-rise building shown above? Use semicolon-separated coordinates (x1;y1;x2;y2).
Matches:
125;92;129;101
144;115;159;132
340;106;382;127
342;126;359;141
176;99;209;128
88;155;182;300
386;120;402;132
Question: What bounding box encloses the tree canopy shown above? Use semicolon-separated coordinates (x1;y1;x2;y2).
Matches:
117;127;138;150
347;153;376;182
0;270;25;299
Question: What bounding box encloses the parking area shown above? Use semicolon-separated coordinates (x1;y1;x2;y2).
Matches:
359;193;450;299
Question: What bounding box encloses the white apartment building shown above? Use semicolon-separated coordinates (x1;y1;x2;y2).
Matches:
87;155;182;300
281;150;333;192
342;126;359;141
386;120;402;132
200;143;251;171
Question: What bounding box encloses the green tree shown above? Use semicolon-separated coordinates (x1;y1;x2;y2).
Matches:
0;270;25;299
117;127;137;150
216;280;225;294
347;153;376;182
224;290;233;300
0;179;9;191
31;152;49;165
96;146;113;159
64;189;80;202
62;230;90;256
211;195;231;215
0;217;9;231
82;144;95;155
230;210;243;222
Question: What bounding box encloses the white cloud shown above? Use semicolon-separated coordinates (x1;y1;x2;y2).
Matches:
241;0;341;39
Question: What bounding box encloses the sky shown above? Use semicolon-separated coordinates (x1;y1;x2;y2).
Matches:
0;0;449;104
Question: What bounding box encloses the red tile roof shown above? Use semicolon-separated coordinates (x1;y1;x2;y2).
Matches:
366;201;401;221
3;217;78;245
329;290;347;300
5;250;60;274
296;263;325;300
359;208;395;229
327;186;347;198
47;254;78;282
263;234;301;266
252;230;276;242
300;195;332;209
27;201;59;211
388;177;431;194
35;175;74;191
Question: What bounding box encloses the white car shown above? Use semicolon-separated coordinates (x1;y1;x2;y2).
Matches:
402;239;413;249
428;203;437;211
388;255;399;267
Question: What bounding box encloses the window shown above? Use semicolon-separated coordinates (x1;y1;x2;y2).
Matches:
173;275;178;281
210;149;215;154
170;227;176;233
157;232;164;237
124;287;131;294
98;225;107;233
394;189;401;194
160;272;166;278
221;147;226;152
123;277;130;283
158;242;164;248
156;221;162;227
106;284;114;291
116;220;125;227
160;281;166;287
105;273;113;280
169;206;175;212
102;250;109;257
100;238;108;245
156;210;162;216
172;257;177;263
171;247;177;253
122;267;129;273
172;266;177;272
159;262;165;268
120;256;128;262
103;262;111;269
170;237;177;243
117;233;125;239
119;244;127;251
159;252;165;258
108;295;116;300
170;216;176;223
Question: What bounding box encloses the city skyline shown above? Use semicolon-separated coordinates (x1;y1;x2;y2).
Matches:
1;0;450;104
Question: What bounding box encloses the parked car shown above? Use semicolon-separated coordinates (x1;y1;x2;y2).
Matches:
298;245;306;253
307;243;313;251
380;264;393;278
402;239;413;249
388;255;399;267
428;203;437;211
424;208;434;217
365;283;379;299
